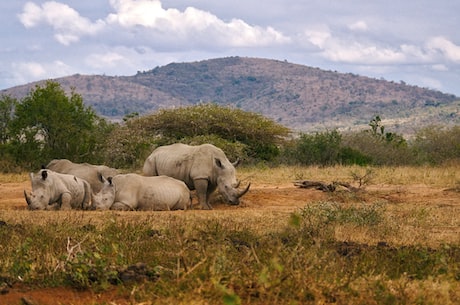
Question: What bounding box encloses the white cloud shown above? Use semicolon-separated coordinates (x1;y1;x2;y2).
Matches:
11;60;72;85
427;36;460;62
323;42;405;64
85;52;127;69
303;27;331;49
18;1;105;45
431;64;448;71
348;20;368;31
105;0;289;47
302;30;460;66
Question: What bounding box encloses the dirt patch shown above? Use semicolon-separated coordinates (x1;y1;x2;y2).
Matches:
1;180;459;304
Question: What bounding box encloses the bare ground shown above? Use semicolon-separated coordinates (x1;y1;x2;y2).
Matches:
1;178;459;305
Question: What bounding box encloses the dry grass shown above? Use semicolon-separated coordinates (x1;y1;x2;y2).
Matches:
238;164;460;187
0;165;459;305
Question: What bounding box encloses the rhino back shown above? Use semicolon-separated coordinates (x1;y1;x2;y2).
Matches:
113;174;189;210
47;159;118;193
149;144;200;187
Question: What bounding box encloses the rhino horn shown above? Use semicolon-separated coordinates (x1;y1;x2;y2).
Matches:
237;183;251;198
24;190;31;206
232;159;241;167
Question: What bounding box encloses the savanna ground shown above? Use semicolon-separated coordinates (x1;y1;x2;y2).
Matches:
0;165;459;305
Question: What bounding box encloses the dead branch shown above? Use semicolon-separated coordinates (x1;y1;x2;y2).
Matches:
294;180;361;192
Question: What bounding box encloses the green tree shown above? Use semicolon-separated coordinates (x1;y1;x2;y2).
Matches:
0;94;17;145
367;115;406;146
9;81;107;168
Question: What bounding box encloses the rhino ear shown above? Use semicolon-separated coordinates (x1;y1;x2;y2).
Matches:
215;158;224;169
232;159;241;167
41;170;48;180
97;172;105;183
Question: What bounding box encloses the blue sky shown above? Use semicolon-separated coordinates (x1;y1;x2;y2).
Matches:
1;0;460;95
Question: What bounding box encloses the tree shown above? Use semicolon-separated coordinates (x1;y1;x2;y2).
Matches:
367;115;406;146
9;81;108;168
0;95;17;145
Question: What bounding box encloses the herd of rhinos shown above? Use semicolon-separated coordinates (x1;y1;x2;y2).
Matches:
24;143;251;211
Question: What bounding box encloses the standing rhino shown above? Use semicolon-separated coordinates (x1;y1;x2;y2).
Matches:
142;143;250;210
24;169;91;210
91;173;191;211
46;159;120;193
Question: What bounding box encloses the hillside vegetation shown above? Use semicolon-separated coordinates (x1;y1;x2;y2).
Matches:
2;57;458;136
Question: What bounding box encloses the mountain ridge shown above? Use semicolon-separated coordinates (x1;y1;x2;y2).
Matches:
2;57;458;136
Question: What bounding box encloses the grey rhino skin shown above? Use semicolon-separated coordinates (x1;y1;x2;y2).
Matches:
46;159;120;193
91;173;191;211
142;143;250;210
24;169;91;210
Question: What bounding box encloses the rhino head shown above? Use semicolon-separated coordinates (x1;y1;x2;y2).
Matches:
91;175;115;210
24;170;53;210
215;158;250;205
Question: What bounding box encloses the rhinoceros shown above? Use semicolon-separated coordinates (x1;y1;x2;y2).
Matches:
46;159;120;193
142;143;250;210
91;173;191;211
24;169;92;210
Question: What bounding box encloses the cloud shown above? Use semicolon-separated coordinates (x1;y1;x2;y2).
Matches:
427;36;460;62
348;20;368;31
18;1;105;45
301;27;460;66
85;51;127;69
11;60;72;85
18;0;289;49
105;0;289;47
303;28;331;49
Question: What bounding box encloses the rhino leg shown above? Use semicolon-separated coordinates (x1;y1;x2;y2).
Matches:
60;193;73;210
111;201;134;211
194;179;212;210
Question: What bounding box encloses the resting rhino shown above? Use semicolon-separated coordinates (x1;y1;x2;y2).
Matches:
91;173;191;211
24;169;91;210
46;159;120;193
142;143;250;210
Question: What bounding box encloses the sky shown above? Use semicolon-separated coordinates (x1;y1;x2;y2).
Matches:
1;0;460;96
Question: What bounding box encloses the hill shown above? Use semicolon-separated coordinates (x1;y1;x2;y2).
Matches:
2;57;459;136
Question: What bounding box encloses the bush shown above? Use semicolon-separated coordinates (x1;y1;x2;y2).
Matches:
342;131;415;165
413;125;460;164
107;104;290;168
283;130;371;166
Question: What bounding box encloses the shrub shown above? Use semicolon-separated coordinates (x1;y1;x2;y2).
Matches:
106;104;290;168
413;125;460;164
283;130;371;166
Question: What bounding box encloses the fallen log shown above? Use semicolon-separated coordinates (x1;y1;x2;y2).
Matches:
293;180;360;192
